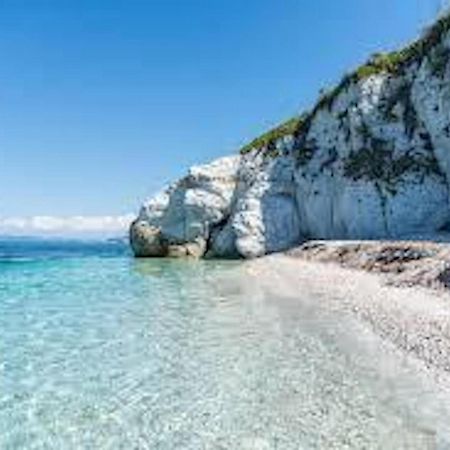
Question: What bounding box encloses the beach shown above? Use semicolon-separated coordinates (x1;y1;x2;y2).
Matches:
249;242;450;378
2;238;450;448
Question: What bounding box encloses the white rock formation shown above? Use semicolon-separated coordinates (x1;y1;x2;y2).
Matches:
131;14;450;258
130;156;240;257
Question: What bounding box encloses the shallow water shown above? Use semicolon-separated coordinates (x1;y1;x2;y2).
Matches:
1;239;450;449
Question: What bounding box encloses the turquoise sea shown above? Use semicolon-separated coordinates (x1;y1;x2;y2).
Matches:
1;238;450;449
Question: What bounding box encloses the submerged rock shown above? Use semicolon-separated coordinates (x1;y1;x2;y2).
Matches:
131;12;450;259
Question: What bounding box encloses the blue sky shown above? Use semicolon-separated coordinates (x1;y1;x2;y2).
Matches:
0;0;444;233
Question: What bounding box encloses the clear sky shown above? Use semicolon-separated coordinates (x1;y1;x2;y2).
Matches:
0;0;444;234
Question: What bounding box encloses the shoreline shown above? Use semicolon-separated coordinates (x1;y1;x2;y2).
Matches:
287;240;450;291
249;243;450;379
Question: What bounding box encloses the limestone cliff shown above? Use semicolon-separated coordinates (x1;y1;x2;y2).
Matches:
131;13;450;259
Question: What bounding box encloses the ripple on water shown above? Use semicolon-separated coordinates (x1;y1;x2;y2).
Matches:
0;251;450;449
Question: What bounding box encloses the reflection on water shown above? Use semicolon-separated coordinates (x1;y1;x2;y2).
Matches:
0;241;450;448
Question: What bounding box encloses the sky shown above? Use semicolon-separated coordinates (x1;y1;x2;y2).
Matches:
0;0;445;235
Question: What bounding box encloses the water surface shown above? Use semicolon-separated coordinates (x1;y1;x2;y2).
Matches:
1;238;449;449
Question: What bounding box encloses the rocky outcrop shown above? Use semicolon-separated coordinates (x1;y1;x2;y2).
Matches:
130;156;240;257
131;13;450;259
287;240;450;291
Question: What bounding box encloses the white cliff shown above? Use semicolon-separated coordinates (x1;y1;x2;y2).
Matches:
131;13;450;259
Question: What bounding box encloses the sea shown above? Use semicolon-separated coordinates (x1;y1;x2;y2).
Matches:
1;237;450;449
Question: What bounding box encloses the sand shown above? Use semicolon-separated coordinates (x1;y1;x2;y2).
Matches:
248;249;450;379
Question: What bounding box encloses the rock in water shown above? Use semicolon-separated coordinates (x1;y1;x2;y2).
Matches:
131;13;450;259
131;156;240;258
130;221;167;257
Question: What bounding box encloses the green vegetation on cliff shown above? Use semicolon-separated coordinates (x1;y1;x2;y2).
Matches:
239;11;450;156
239;116;305;155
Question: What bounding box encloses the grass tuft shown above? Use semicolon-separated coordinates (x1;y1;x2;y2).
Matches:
239;115;306;156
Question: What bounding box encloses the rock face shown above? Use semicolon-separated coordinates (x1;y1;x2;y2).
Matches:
131;13;450;258
130;156;240;257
